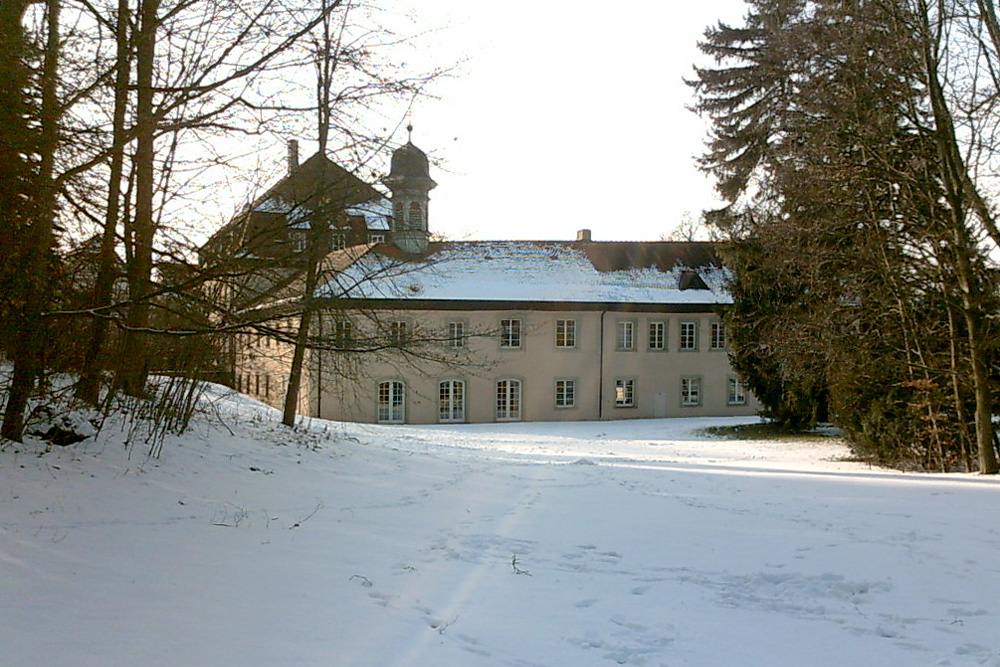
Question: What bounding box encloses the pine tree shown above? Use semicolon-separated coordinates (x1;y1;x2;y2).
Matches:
691;0;1000;470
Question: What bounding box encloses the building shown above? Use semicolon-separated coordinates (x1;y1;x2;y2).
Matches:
207;134;759;424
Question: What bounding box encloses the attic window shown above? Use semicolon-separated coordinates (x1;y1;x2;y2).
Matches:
678;269;709;291
290;230;307;253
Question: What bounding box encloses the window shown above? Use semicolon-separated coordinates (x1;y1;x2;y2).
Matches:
711;321;727;350
555;379;576;408
369;233;386;244
681;376;702;406
438;380;465;422
331;233;347;250
615;379;635;407
496;379;522;421
334;320;353;349
377;381;405;423
408;201;423;229
290;230;307;253
680;320;698;351
648;320;666;351
555;319;577;348
728;376;747;405
447;321;465;348
617;320;635;350
393;202;405;230
500;318;522;349
389;321;408;346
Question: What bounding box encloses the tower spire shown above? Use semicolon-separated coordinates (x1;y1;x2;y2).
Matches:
384;128;436;255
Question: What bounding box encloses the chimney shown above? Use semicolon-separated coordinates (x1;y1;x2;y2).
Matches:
576;228;592;242
287;139;299;173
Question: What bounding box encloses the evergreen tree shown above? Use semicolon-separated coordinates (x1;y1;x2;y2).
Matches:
691;0;1000;470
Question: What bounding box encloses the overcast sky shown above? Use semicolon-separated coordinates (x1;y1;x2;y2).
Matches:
382;1;750;242
211;2;752;245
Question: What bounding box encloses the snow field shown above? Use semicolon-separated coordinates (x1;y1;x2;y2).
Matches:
1;394;998;666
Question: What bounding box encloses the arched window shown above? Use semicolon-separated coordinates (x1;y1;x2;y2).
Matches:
392;202;405;231
438;380;465;423
377;381;405;423
408;201;423;229
496;379;522;421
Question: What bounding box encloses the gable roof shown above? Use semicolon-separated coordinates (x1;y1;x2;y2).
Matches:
317;240;729;307
201;152;385;260
253;152;381;215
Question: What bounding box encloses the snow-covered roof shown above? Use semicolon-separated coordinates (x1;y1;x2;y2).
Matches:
253;197;311;227
316;241;731;306
345;197;391;231
252;195;391;232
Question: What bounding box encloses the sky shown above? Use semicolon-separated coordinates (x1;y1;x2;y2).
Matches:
387;1;751;242
255;1;752;244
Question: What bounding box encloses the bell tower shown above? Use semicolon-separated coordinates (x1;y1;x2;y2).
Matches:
384;125;437;254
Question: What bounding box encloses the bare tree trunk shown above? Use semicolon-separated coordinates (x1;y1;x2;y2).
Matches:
314;0;348;155
281;0;349;427
945;303;974;472
76;0;131;405
117;0;159;397
282;250;320;427
282;309;313;427
916;0;999;473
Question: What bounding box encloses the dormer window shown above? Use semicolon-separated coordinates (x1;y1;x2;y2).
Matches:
290;230;307;253
679;269;709;291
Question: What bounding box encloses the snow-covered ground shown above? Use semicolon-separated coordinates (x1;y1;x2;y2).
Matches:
2;390;998;667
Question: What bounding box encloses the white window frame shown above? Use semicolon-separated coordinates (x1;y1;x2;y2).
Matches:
681;376;702;407
438;380;466;423
727;376;747;406
500;318;522;349
377;380;405;423
447;321;465;348
614;378;636;408
555;318;577;349
648;320;666;351
555;379;576;409
680;320;698;351
496;378;522;421
368;233;386;244
616;319;636;351
331;233;347;251
334;319;352;349
389;320;408;347
710;321;727;351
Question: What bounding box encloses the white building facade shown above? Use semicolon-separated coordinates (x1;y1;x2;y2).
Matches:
220;135;760;424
